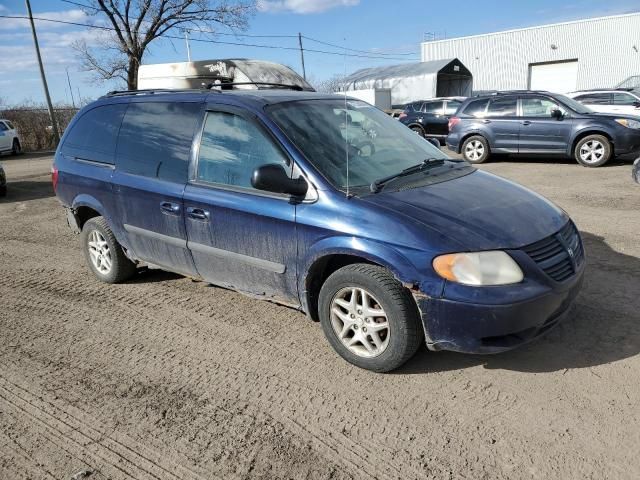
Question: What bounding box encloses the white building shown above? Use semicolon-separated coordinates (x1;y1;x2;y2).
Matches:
421;13;640;94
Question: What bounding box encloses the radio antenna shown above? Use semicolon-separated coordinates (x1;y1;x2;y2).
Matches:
343;37;350;198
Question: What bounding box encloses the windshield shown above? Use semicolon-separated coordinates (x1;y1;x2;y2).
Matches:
267;99;451;191
555;94;594;114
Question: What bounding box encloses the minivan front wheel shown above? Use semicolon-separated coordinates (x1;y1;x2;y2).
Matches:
318;264;423;372
574;134;611;167
462;135;490;163
82;216;136;283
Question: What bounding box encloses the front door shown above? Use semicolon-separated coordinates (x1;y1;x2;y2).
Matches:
183;107;299;304
518;96;574;153
485;96;520;151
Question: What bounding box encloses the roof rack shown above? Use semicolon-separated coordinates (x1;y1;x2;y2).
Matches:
204;81;304;91
102;88;205;98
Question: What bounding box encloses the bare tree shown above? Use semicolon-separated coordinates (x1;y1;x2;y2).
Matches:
75;0;256;89
314;74;348;94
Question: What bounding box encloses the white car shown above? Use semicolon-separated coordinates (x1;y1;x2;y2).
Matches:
567;89;640;116
0;119;21;155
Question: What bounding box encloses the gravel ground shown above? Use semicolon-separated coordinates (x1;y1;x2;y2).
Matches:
0;153;638;479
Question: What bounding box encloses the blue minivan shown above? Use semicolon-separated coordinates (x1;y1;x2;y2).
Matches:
54;88;585;372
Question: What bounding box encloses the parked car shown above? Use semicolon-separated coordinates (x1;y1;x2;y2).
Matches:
447;90;640;167
399;97;465;142
0;162;6;197
54;88;584;372
0;119;22;155
567;88;640;116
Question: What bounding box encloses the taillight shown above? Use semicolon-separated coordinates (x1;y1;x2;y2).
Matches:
448;116;460;131
52;165;59;192
399;112;407;120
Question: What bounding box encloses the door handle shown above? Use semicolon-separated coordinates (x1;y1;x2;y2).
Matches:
160;201;181;215
481;119;491;124
522;121;531;126
186;207;210;221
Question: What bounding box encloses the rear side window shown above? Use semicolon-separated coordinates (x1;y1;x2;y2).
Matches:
423;101;443;114
575;93;612;105
62;104;127;164
444;100;462;115
613;93;638;105
116;102;201;183
487;97;517;117
462;98;489;117
196;111;290;190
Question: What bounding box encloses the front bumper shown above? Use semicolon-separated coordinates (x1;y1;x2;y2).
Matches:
613;127;640;158
415;267;584;354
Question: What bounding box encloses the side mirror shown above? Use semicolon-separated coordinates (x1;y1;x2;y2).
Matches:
551;108;563;120
251;164;308;197
633;101;640;108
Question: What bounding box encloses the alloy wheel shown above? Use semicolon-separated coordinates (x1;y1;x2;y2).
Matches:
465;140;484;161
330;287;390;358
579;140;605;164
87;230;112;274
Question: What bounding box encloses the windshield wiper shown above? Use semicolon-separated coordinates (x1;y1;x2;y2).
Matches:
370;158;445;193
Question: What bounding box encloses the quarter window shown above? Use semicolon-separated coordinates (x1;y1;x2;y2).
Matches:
62;104;128;164
444;100;462;115
521;97;561;117
116;102;201;182
196;111;290;190
487;97;517;117
462;99;489;117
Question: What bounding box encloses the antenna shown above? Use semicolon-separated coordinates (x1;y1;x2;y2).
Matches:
343;37;350;198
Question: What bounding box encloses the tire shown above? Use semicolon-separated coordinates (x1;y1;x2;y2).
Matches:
409;125;425;137
81;216;136;283
0;185;6;197
318;264;423;372
574;134;611;167
11;139;21;156
461;135;490;163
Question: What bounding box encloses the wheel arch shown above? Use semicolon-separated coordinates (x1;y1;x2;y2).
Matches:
458;131;489;154
569;130;614;157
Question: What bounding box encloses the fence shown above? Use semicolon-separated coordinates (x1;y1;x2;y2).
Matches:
0;107;79;152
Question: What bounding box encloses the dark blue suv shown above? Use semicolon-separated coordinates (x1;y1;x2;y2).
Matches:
54;88;585;372
447;91;640;167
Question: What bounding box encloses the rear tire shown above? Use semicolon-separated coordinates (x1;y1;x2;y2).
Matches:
574;134;611;167
318;264;423;372
82;216;136;283
461;135;490;163
11;139;21;156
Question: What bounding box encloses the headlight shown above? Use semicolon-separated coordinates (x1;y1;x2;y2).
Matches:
432;251;524;286
615;118;640;129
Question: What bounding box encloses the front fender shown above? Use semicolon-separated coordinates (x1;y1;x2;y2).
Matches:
567;126;614;156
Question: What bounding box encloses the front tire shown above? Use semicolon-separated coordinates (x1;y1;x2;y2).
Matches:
81;216;136;283
318;264;423;372
574;134;611;167
11;139;21;156
410;125;425;137
461;135;490;163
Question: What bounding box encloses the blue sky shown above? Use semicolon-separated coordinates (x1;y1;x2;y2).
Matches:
0;0;638;106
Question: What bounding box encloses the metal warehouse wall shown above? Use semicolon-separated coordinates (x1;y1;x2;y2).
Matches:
421;13;640;92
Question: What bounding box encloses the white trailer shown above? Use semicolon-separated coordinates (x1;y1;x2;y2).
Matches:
335;88;392;110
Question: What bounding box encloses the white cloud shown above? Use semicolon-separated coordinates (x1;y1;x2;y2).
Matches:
0;9;88;30
258;0;359;14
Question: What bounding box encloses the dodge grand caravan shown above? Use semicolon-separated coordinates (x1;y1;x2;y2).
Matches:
54;88;585;372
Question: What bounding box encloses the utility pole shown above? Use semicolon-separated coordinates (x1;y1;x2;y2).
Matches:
25;0;60;143
298;32;306;80
66;67;76;109
185;30;192;62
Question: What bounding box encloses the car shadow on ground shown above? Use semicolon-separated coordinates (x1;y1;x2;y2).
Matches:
0;180;55;203
398;230;640;374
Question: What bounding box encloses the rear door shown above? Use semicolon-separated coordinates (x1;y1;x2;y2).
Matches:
183;105;299;303
485;96;519;151
420;100;448;135
112;100;203;277
518;96;574;153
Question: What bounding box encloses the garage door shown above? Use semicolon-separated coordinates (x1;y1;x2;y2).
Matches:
529;61;578;93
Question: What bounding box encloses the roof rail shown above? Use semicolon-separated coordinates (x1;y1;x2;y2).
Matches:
205;81;305;91
102;88;205;98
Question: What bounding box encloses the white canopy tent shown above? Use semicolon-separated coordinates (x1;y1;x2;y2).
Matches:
341;59;473;107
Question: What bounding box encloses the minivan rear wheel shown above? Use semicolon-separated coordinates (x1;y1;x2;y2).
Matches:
462;135;490;163
574;134;611;167
82;216;136;283
318;264;423;372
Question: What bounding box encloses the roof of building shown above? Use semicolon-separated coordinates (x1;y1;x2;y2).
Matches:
342;59;469;88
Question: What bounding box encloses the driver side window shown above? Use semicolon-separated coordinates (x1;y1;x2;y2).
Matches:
196;111;290;190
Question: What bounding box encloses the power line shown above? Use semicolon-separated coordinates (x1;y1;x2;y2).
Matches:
302;35;419;57
0;14;419;61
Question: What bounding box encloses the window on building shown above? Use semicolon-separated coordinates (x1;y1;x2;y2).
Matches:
574;93;612;105
521;97;562;117
116;102;201;182
462;98;489;117
487;97;517;117
196;111;290;190
613;93;639;105
62;104;128;164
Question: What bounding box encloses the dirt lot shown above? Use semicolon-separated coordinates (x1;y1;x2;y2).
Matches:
1;152;638;479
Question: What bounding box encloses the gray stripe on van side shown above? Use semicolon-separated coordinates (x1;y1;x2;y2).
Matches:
123;224;187;248
188;241;286;274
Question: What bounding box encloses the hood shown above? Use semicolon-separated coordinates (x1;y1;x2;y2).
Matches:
363;170;569;251
589;112;640;121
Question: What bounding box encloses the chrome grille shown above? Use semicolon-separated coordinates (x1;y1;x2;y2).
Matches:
522;222;584;282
